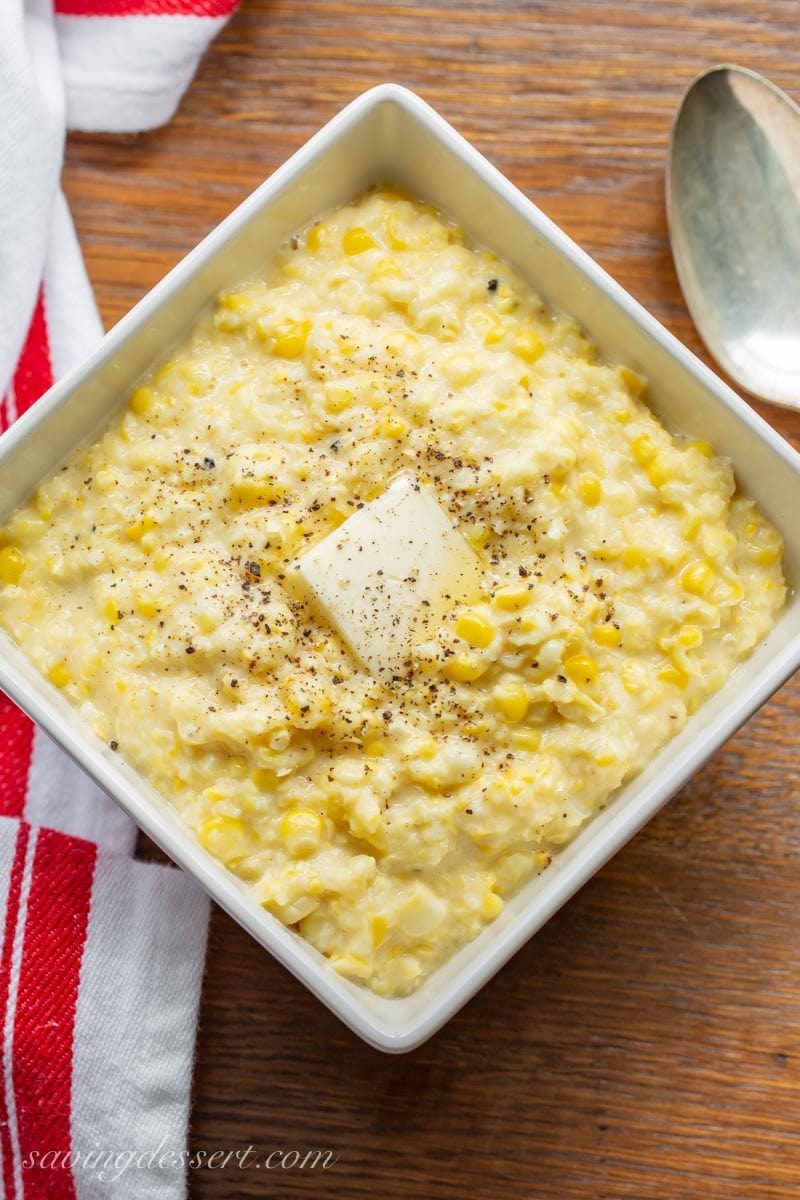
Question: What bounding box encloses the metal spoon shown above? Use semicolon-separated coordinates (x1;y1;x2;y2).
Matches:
667;65;800;410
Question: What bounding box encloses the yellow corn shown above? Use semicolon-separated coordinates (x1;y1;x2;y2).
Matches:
228;757;249;781
444;655;489;683
493;586;530;612
219;292;252;313
378;410;408;440
250;766;276;792
657;664;688;688
102;596;120;623
34;492;53;521
197;814;253;866
754;544;782;566
677;624;702;648
514;329;545;364
135;593;159;619
364;739;386;758
631;433;657;464
129;387;154;415
511;728;541;752
343;227;377;255
125;514;155;542
612;408;631;423
273;319;311;359
646;455;673;487
621;661;643;694
622;546;649;570
680;560;714;596
564;654;598;686
578;472;602;506
371;916;389;948
48;663;71;689
689;439;714;457
481;891;504;920
593;623;622;648
323;383;353;413
483;320;505;346
618;366;646;396
306;223;323;251
330;954;371;980
455;610;494;649
280;810;323;858
492;682;529;723
0;546;25;585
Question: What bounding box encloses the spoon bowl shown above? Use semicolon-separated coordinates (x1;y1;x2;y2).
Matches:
667;65;800;410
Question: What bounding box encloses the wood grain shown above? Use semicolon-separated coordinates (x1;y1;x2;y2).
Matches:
61;2;799;1196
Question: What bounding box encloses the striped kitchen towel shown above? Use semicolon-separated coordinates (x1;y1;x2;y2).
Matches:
0;1;239;1196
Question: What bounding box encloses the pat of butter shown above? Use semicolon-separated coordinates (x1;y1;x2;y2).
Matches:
296;473;483;678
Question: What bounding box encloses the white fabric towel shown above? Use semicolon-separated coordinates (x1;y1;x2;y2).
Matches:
0;1;239;1196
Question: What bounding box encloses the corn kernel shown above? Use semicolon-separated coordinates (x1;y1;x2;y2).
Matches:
689;439;714;457
364;739;386;758
134;594;159;620
280;810;323;858
677;624;702;648
102;596;120;623
622;546;649;570
273;319;311;359
493;586;530;612
612;408;631;423
514;329;545;364
371;915;389;948
343;227;377;255
657;664;688;688
48;662;71;689
35;492;53;521
754;545;782;566
595;752;617;767
511;728;541;752
455;610;494;649
219;291;252;313
250;767;276;792
618;365;646;396
481;891;504;920
579;473;602;506
330;954;371;980
125;514;155;542
593;623;622;648
631;433;657;464
680;560;714;596
378;410;408;440
564;654;598;686
621;661;643;693
0;546;25;585
646;454;674;487
323;383;353;413
492;682;529;723
228;757;248;781
306;223;323;251
197;814;253;866
129;387;154;415
483;320;505;346
444;655;489;683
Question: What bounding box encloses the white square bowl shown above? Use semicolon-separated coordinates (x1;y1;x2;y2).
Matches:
1;86;799;1053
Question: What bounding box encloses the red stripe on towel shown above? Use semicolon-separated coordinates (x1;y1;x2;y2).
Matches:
0;698;34;820
0;824;31;1200
6;290;54;424
14;828;97;1200
56;0;238;16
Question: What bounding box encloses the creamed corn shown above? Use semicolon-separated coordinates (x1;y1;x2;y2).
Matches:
0;191;786;996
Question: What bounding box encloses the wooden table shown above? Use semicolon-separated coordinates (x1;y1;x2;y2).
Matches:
62;3;799;1196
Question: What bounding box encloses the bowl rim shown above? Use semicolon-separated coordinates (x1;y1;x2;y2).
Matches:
1;83;799;1053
